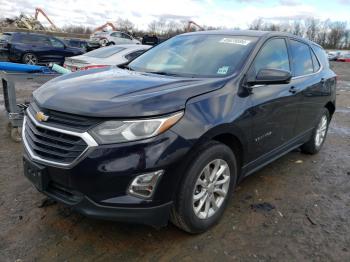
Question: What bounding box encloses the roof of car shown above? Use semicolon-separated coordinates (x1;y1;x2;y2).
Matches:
183;29;321;48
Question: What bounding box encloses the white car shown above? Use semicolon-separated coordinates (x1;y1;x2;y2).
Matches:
63;44;150;71
90;31;141;47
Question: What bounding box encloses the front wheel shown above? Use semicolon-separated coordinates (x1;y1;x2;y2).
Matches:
22;53;38;65
301;109;330;154
170;141;237;233
99;38;109;47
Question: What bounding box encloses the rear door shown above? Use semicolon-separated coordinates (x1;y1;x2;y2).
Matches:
288;39;327;135
109;32;125;44
48;37;68;63
247;37;299;161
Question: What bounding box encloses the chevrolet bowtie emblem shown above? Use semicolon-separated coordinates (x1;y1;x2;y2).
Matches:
35;111;49;122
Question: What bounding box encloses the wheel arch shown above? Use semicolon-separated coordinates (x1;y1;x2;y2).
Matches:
325;101;335;118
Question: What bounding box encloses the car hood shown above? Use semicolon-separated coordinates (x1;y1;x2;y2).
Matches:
33;67;226;118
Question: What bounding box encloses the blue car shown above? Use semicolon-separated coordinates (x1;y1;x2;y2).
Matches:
23;30;336;233
2;32;84;65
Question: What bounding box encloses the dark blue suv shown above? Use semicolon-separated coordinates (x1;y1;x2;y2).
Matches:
2;32;84;65
22;30;336;233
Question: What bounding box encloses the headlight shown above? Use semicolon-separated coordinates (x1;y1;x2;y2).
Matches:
90;111;184;144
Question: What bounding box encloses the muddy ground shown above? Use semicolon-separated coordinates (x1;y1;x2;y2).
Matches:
0;63;349;262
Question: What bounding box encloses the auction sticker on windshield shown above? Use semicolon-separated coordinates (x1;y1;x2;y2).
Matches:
217;66;229;75
219;38;251;45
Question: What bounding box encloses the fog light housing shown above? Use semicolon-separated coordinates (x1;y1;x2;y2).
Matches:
128;170;164;199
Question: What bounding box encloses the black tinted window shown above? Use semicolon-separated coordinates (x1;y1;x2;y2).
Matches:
313;45;329;68
253;38;290;74
311;50;320;72
50;37;64;48
125;50;146;61
19;34;50;45
290;40;313;76
122;33;132;40
0;33;12;41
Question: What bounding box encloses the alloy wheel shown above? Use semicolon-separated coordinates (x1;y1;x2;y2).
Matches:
315;115;328;147
24;54;38;65
192;159;230;219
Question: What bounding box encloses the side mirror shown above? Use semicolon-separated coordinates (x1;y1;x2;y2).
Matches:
248;68;292;86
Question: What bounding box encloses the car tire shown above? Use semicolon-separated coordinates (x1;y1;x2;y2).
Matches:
170;141;238;234
22;53;38;65
301;108;330;154
99;38;109;47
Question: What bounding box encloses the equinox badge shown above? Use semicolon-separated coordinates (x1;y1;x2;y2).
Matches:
35;111;49;122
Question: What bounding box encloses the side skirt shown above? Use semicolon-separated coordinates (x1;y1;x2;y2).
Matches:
240;129;313;181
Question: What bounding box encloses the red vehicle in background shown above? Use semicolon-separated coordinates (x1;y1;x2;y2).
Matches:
337;53;350;62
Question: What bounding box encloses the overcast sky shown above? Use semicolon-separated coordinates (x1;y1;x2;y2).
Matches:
1;0;350;30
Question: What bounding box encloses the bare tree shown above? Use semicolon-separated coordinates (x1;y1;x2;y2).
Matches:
327;21;347;49
116;18;135;33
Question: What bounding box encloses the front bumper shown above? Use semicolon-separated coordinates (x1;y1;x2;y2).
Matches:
23;115;192;226
41;180;172;226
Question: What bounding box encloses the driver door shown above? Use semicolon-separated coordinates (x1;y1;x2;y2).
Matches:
246;38;300;161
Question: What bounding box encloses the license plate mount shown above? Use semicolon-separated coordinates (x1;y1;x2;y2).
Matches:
23;158;48;191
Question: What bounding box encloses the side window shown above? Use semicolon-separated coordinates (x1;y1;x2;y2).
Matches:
125;50;145;61
311;50;320;72
313;45;329;68
290;40;313;76
50;37;64;48
122;33;132;40
36;36;51;46
110;32;122;38
253;38;290;74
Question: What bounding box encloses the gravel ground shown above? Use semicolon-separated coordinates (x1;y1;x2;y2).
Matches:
0;62;349;262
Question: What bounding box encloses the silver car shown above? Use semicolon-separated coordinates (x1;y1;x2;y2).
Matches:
63;44;150;71
90;31;141;47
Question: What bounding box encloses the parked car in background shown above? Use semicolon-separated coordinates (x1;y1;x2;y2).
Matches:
327;52;338;61
23;30;336;233
337;53;350;62
89;31;141;47
1;32;84;65
63;38;88;52
327;50;342;61
64;44;150;71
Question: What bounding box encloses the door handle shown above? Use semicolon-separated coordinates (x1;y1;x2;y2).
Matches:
320;78;326;86
289;86;297;94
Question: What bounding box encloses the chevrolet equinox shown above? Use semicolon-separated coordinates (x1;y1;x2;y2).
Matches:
23;30;336;233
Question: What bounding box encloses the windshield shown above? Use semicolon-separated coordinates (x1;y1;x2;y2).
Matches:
129;34;258;77
85;46;125;58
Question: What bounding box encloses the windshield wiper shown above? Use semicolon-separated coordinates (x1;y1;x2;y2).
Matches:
145;71;180;76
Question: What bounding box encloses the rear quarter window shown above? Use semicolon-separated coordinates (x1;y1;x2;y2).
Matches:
312;45;329;68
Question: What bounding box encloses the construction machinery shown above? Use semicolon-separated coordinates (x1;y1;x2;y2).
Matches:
92;22;117;33
34;8;59;31
186;21;204;32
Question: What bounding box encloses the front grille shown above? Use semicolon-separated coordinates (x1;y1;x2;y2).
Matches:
24;114;88;165
28;103;100;131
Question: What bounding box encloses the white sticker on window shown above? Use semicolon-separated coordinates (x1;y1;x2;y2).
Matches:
217;66;229;75
219;38;251;45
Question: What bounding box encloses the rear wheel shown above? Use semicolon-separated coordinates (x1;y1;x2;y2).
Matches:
301;109;330;154
22;53;38;65
170;141;237;233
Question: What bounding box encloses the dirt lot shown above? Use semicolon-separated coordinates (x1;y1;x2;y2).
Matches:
0;63;349;262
